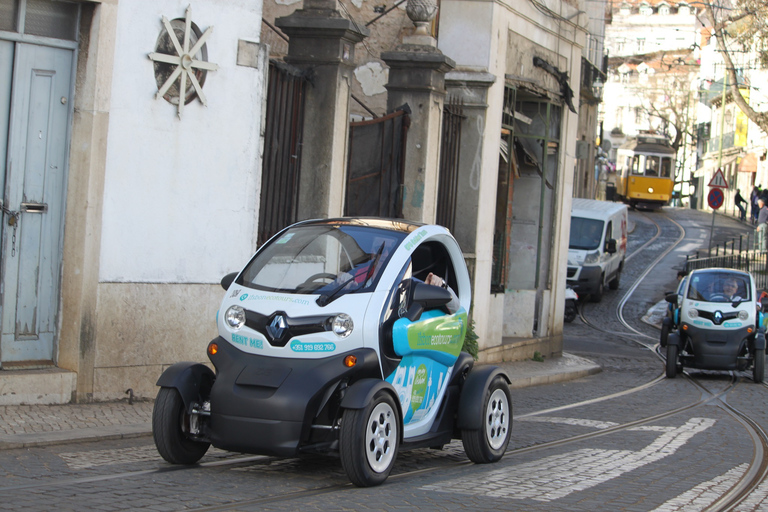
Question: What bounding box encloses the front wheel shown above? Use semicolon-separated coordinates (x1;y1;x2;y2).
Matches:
754;348;765;383
609;270;621;290
666;344;678;378
462;376;512;463
340;391;400;487
152;387;210;464
590;275;605;303
660;321;670;348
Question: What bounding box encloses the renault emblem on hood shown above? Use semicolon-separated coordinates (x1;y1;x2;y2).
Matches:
268;315;287;340
713;311;723;325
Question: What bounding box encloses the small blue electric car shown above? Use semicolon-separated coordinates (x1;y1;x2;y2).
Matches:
152;218;512;486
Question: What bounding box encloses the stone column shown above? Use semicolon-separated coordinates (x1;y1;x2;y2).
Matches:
381;1;454;223
276;0;368;219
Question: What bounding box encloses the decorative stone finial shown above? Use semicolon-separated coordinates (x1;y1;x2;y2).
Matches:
406;0;437;36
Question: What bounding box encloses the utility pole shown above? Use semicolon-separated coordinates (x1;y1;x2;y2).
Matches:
708;73;729;255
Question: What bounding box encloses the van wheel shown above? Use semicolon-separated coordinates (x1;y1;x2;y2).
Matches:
590;275;604;303
340;392;400;487
666;345;678;378
754;348;765;383
660;322;669;348
152;388;210;464
609;271;620;290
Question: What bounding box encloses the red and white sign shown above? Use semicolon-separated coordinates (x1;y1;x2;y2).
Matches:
707;188;724;209
708;168;728;189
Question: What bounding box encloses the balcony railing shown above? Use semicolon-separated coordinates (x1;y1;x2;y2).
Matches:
706;131;738;154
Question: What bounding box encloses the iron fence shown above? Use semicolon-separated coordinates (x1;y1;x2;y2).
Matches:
436;96;465;232
684;233;768;290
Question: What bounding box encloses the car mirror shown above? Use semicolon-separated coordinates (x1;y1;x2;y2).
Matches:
412;282;453;309
221;272;238;291
404;282;453;322
665;293;678;306
605;239;617;254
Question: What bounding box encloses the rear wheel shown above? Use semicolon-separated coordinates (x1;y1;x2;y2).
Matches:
152;387;210;464
462;376;512;463
660;322;670;348
666;344;678;378
754;348;765;383
340;392;400;487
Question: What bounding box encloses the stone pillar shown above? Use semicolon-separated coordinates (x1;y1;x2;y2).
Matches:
276;0;368;219
381;2;454;223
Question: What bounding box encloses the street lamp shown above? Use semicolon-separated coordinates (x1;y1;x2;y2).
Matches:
592;76;604;102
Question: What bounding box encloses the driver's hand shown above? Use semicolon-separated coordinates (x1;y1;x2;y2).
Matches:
425;273;444;288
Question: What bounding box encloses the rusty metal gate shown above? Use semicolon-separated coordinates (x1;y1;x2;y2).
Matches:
345;107;410;218
258;60;308;245
436;97;465;231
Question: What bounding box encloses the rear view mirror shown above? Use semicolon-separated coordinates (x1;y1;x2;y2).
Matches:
605;239;617;254
221;272;238;290
665;293;678;306
405;282;453;321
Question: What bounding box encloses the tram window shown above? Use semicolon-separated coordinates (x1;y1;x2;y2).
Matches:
660;157;672;178
645;156;660;176
631;155;643;175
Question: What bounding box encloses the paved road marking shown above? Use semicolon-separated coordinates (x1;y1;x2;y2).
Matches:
422;417;715;502
650;464;747;511
519;416;619;430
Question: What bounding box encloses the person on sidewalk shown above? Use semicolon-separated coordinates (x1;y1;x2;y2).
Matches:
751;186;761;224
757;197;768;251
735;189;747;221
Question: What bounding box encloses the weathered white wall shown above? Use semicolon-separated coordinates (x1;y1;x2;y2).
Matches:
100;0;265;283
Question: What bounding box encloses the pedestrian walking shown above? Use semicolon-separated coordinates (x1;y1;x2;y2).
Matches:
751;186;760;224
757;197;768;251
735;189;747;221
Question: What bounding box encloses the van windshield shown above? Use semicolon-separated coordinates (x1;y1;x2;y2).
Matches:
569;217;604;250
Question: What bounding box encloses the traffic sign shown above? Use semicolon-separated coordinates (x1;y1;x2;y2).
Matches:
708;168;728;189
708;187;724;209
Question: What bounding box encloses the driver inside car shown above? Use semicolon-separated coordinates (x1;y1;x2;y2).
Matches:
722;278;742;301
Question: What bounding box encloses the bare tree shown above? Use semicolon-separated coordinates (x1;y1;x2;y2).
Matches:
702;1;768;132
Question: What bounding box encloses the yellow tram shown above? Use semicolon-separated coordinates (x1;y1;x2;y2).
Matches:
615;135;676;209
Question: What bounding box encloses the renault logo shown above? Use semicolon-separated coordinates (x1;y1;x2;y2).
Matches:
267;315;287;340
714;311;723;325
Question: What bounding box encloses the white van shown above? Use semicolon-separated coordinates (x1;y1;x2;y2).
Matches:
567;199;628;302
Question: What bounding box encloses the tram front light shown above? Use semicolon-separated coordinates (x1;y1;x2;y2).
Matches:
648;187;654;194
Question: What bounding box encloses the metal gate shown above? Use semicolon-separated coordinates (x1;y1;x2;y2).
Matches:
258;61;308;245
345;107;410;218
436;97;464;231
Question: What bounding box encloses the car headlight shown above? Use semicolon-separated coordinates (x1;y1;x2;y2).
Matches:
332;313;354;338
739;310;749;320
584;251;600;264
648;187;654;193
225;305;246;330
688;308;699;318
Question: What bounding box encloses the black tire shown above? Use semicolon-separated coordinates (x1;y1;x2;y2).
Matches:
660;322;670;348
754;348;765;383
609;271;620;290
152;387;210;464
590;275;605;303
564;305;576;323
666;344;678;378
340;391;400;487
462;376;512;463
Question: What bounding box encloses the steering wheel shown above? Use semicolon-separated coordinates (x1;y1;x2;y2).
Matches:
298;273;338;289
708;293;726;301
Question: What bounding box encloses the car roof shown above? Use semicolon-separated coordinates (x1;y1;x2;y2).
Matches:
295;217;426;234
689;268;751;279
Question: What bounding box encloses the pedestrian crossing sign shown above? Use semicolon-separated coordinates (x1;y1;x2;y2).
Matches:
708;168;728;189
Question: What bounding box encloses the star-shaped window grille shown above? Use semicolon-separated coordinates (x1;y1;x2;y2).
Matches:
148;6;218;118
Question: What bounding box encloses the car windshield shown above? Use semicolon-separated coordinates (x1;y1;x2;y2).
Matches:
686;272;751;303
238;224;406;296
569;217;604;250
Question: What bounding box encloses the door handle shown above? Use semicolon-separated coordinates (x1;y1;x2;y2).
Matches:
20;202;48;213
